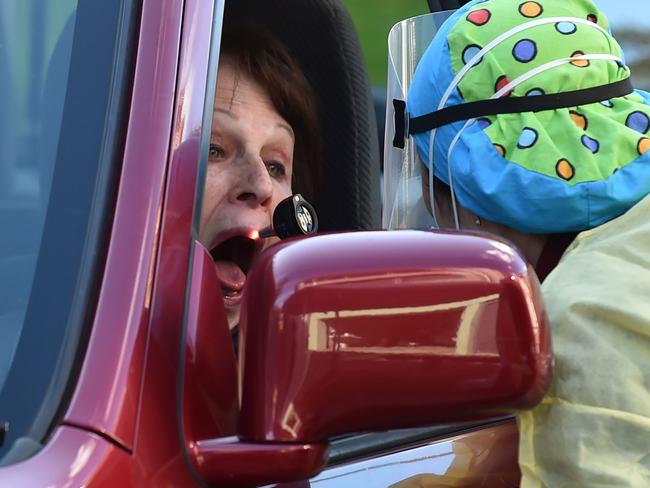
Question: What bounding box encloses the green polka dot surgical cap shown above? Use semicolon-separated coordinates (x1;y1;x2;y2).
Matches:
408;0;650;233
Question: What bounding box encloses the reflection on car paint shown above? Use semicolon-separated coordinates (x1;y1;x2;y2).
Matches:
310;421;520;487
306;292;500;357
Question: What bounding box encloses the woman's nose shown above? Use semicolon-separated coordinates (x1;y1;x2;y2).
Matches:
236;156;273;207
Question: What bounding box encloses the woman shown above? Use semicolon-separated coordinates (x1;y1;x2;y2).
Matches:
397;0;650;485
199;26;321;329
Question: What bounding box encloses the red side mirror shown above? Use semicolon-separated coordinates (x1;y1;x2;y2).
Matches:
189;230;552;487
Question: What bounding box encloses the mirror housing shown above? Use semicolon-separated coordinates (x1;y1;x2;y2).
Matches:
191;230;552;486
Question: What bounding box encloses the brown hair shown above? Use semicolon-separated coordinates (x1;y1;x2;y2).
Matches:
219;25;322;202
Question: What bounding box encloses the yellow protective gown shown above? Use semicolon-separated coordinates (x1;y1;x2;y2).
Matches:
518;194;650;487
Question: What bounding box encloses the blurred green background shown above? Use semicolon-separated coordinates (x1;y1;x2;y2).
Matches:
340;1;428;86
340;0;650;89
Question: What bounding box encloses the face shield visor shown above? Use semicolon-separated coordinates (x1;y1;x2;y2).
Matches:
383;11;455;231
382;1;641;234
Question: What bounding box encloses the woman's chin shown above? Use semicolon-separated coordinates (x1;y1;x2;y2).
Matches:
224;304;241;330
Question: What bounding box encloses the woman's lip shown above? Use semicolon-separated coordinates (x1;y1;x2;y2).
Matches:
222;289;243;308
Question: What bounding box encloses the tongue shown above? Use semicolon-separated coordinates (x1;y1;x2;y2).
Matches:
214;260;246;291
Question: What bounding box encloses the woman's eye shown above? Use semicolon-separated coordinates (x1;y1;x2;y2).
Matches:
208;143;225;160
266;161;286;178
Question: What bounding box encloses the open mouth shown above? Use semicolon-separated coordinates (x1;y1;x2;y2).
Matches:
210;233;263;304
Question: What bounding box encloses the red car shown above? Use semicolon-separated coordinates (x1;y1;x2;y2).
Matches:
0;0;563;486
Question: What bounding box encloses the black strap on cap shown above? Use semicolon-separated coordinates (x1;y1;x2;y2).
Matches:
393;99;407;149
407;77;633;136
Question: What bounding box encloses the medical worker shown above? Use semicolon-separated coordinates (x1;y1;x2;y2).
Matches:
385;0;650;485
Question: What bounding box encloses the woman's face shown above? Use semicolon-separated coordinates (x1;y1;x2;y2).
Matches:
199;61;294;328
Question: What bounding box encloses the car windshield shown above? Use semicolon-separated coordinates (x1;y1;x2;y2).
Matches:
0;1;80;458
0;1;77;391
0;0;132;460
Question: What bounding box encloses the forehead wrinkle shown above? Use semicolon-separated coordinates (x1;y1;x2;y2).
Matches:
214;107;239;120
276;122;295;141
215;59;242;111
214;63;294;141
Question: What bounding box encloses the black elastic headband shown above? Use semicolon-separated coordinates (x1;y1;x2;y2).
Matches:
393;77;634;148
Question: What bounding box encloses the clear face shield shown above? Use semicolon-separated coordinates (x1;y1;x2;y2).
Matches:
382;11;455;231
